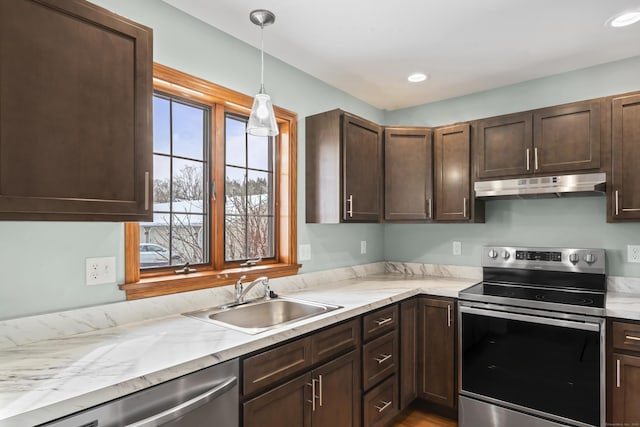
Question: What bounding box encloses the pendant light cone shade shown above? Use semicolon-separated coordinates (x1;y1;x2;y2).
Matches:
247;9;279;137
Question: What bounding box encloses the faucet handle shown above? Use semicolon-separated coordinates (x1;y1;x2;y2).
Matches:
236;275;247;285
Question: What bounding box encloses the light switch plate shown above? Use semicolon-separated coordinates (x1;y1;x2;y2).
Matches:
86;257;116;285
299;244;311;261
453;241;462;256
360;240;367;255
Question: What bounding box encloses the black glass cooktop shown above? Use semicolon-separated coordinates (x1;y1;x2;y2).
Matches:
460;282;606;315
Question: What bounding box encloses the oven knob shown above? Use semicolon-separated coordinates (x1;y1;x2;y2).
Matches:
584;253;597;264
501;250;510;260
569;253;580;264
488;249;498;259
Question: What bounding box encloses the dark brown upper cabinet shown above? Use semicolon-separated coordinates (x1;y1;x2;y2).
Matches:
0;0;153;221
435;124;483;222
476;100;602;180
610;93;640;221
384;127;433;222
306;109;382;223
476;112;533;179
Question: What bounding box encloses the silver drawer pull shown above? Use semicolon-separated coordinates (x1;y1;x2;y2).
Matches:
626;335;640;342
526;148;530;171
375;317;393;326
374;353;392;364
375;400;392;413
347;195;353;218
616;359;621;388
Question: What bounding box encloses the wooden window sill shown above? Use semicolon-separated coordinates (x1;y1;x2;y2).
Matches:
119;263;301;300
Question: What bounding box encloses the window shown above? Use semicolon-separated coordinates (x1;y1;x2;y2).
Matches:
120;64;299;300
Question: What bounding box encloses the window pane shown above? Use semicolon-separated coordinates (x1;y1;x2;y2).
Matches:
247;170;271;216
225;166;246;215
172;102;204;160
247;216;274;258
139;214;172;268
153;96;170;155
225;116;246;167
172;213;205;265
248;134;273;171
225;215;246;261
172;158;204;213
153;155;171;206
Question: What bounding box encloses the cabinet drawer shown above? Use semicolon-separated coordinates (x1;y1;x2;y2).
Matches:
243;337;312;396
363;305;398;341
362;331;398;390
311;318;360;364
613;321;640;352
363;374;398;427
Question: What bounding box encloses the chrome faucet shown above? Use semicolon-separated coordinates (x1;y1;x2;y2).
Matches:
235;275;271;304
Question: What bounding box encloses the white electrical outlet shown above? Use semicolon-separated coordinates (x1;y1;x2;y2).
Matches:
453;241;462;256
628;245;640;263
360;240;367;255
86;257;116;285
299;244;311;261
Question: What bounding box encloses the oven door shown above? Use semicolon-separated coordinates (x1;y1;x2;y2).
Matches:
459;302;604;427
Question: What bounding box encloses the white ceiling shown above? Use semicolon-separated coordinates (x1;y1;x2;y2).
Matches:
162;0;640;110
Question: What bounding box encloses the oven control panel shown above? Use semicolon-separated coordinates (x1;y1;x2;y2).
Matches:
482;246;606;273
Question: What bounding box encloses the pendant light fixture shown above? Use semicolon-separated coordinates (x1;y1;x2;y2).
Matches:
247;9;279;137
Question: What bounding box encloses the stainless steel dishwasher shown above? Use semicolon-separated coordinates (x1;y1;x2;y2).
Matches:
41;358;238;427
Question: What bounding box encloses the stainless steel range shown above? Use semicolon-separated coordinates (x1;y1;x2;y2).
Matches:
458;246;606;427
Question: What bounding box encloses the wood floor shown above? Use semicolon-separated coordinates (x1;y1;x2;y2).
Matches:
393;408;458;427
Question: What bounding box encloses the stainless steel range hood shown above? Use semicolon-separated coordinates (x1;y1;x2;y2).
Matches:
474;172;606;199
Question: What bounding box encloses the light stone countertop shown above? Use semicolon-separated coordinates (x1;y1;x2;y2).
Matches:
0;274;474;427
2;270;639;427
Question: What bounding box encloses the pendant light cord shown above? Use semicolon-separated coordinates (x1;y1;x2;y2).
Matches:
260;23;265;93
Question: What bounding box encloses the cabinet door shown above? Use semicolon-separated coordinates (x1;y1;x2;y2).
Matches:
0;0;152;221
611;353;640;425
419;297;456;408
476;112;532;178
400;299;418;410
435;124;471;221
533;100;601;174
384;128;433;221
612;94;640;220
343;114;382;222
243;373;312;427
312;350;361;427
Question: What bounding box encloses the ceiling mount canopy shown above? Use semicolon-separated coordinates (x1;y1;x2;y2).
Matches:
247;9;279;137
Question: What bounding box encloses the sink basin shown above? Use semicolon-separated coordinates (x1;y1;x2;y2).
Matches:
183;297;341;334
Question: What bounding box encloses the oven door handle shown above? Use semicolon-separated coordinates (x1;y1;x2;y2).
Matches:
459;306;600;332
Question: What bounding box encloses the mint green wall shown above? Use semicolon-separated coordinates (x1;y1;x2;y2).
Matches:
1;1;639;320
383;56;640;278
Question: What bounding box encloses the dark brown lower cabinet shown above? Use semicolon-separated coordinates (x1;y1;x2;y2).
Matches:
400;299;418;410
363;375;398;427
243;350;360;427
611;353;640;425
418;297;456;409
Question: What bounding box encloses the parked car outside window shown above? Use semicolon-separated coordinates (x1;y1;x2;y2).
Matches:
140;243;184;268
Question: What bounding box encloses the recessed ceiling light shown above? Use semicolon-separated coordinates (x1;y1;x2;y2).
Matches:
408;73;428;83
608;11;640;27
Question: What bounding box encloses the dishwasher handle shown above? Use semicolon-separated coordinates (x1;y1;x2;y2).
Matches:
126;376;237;427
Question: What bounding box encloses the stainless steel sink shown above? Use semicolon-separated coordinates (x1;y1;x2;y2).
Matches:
183;297;341;334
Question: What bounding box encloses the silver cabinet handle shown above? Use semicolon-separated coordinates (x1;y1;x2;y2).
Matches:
626;335;640;342
375;317;393;326
526;148;530;171
616;359;621;388
427;198;432;219
318;374;323;407
347;195;353;218
375;353;392;364
447;304;452;327
375;400;392;413
144;171;150;211
615;190;619;216
463;197;467;218
126;376;236;427
307;378;318;411
534;147;539;170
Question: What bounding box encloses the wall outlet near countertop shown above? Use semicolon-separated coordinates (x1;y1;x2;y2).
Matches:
86;257;116;285
360;240;367;255
453;241;462;256
299;244;311;261
628;245;640;263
